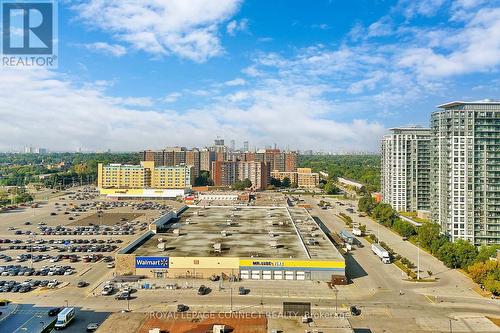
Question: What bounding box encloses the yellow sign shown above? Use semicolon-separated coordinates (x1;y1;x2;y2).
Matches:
239;259;345;269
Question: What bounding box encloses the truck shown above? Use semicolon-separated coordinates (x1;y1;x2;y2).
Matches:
54;307;75;330
340;230;354;244
352;227;362;236
372;243;391;264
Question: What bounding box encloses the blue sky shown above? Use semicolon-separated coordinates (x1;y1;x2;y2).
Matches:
1;0;499;152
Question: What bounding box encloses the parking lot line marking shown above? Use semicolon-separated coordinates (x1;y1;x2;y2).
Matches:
424;294;435;304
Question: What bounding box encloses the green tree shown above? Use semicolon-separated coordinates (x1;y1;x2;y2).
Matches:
392;219;417;238
194;170;213;186
270;178;281;187
416;223;441;251
436;242;461;268
323;180;340;195
358;195;376;214
282;177;291;188
371;203;396;226
475;245;500;263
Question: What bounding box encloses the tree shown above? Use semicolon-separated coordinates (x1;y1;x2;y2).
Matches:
475;245;500;263
436;242;461;268
282;177;291;188
242;178;252;189
232;179;252;190
484;274;500;295
270;178;281;187
194;170;213;186
437;240;477;269
371;203;395;226
323;180;340;195
392;219;417;238
467;261;498;284
14;192;33;204
416;223;441;251
454;239;478;269
358;195;376;214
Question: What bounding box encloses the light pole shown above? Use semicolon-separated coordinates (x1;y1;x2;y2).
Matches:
377;222;380;243
417;242;420;281
64;299;68;307
333;286;339;314
230;287;233;313
40;321;45;332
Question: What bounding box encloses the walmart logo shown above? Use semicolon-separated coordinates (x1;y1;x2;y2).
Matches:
135;256;169;268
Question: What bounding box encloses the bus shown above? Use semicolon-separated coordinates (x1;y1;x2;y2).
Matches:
54;307;75;330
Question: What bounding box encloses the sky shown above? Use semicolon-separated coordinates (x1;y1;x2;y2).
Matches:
0;0;499;153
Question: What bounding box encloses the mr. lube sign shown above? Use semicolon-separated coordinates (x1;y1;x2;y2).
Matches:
135;256;169;269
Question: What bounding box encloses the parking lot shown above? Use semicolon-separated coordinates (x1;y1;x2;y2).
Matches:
0;187;182;299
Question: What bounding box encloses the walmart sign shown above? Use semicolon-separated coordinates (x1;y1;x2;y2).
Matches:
135;256;169;269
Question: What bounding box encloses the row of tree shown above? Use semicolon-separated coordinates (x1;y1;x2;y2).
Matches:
299;155;380;192
358;195;500;294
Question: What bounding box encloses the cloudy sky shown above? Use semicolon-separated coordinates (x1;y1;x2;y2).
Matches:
1;0;499;152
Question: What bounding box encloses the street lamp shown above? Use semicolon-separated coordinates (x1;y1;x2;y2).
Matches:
417;242;420;281
40;321;45;332
333;286;339;314
64;299;68;307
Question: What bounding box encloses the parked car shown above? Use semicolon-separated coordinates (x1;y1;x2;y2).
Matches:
86;323;99;332
176;304;189;312
197;285;209;295
350;305;361;316
77;281;88;288
48;307;62;316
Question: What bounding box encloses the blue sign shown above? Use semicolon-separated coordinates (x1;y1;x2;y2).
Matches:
135;256;169;269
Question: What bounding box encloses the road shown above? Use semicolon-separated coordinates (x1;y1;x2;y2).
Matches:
302;195;500;332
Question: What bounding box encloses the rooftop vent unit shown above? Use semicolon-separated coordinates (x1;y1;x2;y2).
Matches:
269;240;278;248
213;243;222;253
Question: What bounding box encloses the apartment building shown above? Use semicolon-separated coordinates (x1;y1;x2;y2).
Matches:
297;168;320;188
211;161;238;187
381;127;431;212
98;161;193;190
185;150;201;178
430;100;500;245
97;161;152;189
271;168;319;189
200;149;216;173
237;161;269;190
152;165;194;189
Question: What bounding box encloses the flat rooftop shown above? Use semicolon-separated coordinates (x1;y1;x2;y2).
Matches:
134;206;343;261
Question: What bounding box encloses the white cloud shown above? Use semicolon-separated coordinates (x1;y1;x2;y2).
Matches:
396;0;446;18
225;78;246;86
162;92;182;103
72;0;242;62
397;7;500;77
226;18;249;36
0;68;386;152
83;42;127;57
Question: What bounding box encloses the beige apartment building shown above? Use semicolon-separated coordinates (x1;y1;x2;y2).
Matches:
98;161;193;190
271;168;319;189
